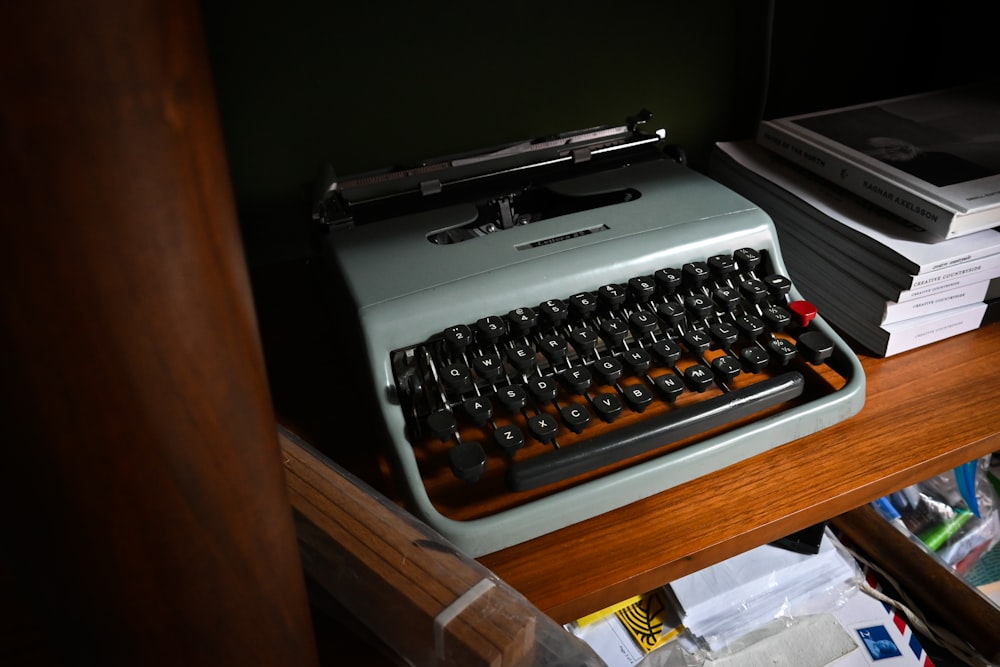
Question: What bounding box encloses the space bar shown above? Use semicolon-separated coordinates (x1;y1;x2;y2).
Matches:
506;371;805;492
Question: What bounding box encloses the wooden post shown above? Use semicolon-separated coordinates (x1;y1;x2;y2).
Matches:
0;1;320;664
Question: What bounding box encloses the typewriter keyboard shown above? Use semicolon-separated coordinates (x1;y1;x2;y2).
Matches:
390;247;848;520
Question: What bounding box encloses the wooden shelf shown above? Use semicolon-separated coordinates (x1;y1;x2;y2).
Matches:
479;324;1000;623
256;258;1000;626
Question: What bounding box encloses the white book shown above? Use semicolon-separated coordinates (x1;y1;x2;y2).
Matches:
770;228;1000;356
777;227;999;324
713;140;1000;277
777;214;1000;303
794;269;995;357
878;280;996;325
709;147;1000;302
756;82;1000;239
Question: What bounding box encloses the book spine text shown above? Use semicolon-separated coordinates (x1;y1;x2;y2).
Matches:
882;304;987;356
757;125;956;238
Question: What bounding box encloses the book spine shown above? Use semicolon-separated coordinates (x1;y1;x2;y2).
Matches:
883;281;992;324
786;243;993;355
782;217;1000;304
715;140;1000;275
809;280;987;356
882;303;987;357
756;123;957;238
900;253;1000;300
774;219;912;299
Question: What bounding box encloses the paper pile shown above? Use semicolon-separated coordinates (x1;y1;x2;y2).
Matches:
667;529;859;651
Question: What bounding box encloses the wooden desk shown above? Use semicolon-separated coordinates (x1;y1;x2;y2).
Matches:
479;323;1000;623
255;259;1000;625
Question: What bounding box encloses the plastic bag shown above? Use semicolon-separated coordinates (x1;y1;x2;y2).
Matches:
872;455;1000;573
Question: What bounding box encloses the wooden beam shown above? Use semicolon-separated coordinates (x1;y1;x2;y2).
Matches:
0;1;319;663
280;428;539;667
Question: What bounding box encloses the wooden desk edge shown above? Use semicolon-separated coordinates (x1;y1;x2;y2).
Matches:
479;325;1000;623
270;283;1000;626
533;428;1000;624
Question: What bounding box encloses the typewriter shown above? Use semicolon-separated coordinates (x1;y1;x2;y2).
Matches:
316;112;866;556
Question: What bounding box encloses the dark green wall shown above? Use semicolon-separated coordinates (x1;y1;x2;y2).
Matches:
200;1;771;263
200;1;992;264
764;4;995;120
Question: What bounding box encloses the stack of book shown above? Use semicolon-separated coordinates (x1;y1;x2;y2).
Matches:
709;83;1000;356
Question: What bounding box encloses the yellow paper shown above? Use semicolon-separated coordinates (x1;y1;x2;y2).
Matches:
614;588;683;653
574;594;643;627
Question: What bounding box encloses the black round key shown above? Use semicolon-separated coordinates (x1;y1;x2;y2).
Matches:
739;346;770;373
733;247;761;272
426;409;457;439
713;286;742;312
538;298;569;323
440;362;473;394
472;352;504;382
600;318;629;347
560;366;593;394
628;276;657;302
493;424;525;455
505;344;536;371
684;294;714;319
767;337;798;364
449;441;486;482
527;413;559;443
708;254;736;278
711;355;742;383
764;273;792;298
463;396;493;425
570;327;599;355
597;284;627;310
496;384;527;412
538;334;568;364
762;305;792;331
740;278;769;303
621;348;652;374
568;291;598;318
628;310;659;338
475;315;506;343
710;321;739;348
653;373;685;401
559;404;592;434
797;330;835;365
620;382;654;413
654;267;682;295
590;392;623;422
682;329;713;355
656;301;686;327
684;364;715;392
526;376;558;404
507;307;537;334
736;314;765;339
649;339;682;365
442;324;473;353
592;357;624;384
682;261;711;288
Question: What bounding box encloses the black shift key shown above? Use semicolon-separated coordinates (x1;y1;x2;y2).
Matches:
506;372;805;492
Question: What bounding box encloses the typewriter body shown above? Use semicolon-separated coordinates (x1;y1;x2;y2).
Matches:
317;115;866;556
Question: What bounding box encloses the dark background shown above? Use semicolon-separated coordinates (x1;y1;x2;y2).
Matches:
199;0;994;266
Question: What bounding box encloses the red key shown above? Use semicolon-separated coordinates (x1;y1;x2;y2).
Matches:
789;300;818;327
